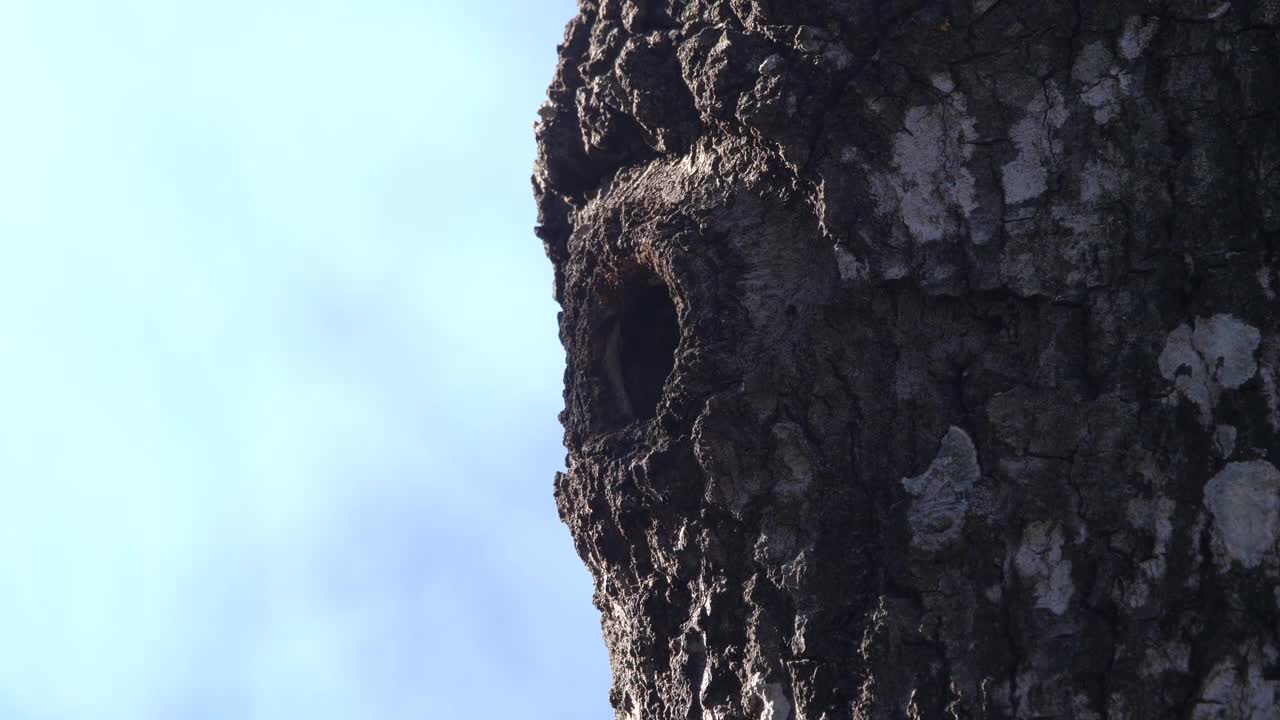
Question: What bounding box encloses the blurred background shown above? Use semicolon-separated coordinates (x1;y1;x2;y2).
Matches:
0;1;611;718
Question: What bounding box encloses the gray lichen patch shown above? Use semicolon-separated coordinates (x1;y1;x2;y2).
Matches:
1013;521;1074;615
1122;495;1177;608
902;426;980;551
1118;16;1160;61
832;243;869;283
1158;314;1262;424
1191;642;1279;720
1072;42;1114;86
1213;425;1238;459
1072;42;1125;124
1259;265;1276;300
930;72;956;94
1000;82;1067;206
1203;460;1280;570
1264;338;1280;433
1141;641;1191;678
1080;76;1123;125
871;95;978;244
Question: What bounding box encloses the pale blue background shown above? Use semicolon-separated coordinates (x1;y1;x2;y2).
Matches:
0;1;611;718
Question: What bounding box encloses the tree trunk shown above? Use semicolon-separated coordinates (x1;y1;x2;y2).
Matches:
533;1;1280;718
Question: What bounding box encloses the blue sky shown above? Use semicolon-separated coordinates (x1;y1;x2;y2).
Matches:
0;1;610;718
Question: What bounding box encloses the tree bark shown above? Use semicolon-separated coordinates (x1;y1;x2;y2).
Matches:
533;1;1280;718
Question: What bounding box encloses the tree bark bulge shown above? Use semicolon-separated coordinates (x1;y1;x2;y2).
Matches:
533;1;1280;718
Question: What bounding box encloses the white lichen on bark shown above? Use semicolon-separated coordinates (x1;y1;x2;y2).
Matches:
1203;460;1280;570
901;427;980;552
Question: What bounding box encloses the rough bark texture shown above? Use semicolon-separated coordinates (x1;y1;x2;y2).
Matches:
533;2;1280;718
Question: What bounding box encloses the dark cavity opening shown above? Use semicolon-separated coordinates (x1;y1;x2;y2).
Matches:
614;284;679;422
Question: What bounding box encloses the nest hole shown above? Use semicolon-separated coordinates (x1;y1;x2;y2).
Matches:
604;283;679;423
